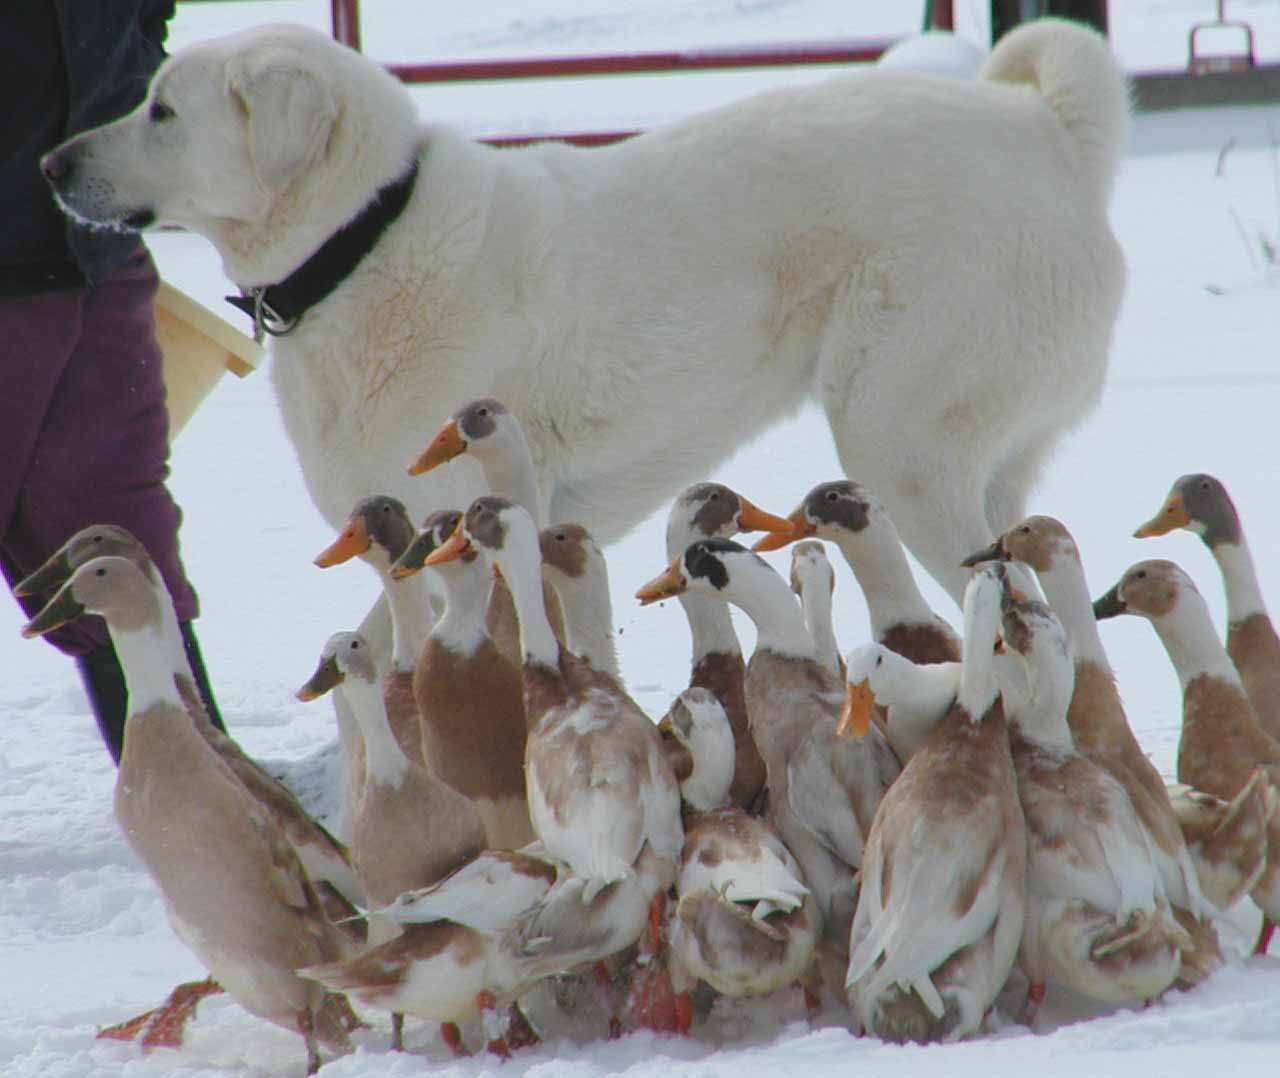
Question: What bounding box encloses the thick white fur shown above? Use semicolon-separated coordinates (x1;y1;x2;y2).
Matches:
53;19;1127;602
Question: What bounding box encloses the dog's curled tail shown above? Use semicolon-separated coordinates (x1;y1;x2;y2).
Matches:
980;17;1129;199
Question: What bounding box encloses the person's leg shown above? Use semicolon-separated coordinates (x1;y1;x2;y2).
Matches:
0;245;223;753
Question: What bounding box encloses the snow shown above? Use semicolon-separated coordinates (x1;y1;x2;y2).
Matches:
4;1;1280;1075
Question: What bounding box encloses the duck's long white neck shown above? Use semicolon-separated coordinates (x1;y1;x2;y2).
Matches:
340;674;411;787
429;561;493;657
1009;641;1076;749
475;439;545;528
958;581;1001;718
1036;554;1111;669
829;524;937;639
727;558;815;661
797;574;842;678
378;567;436;672
1210;539;1267;624
552;570;621;679
109;619;188;717
493;533;561;670
1149;593;1244;692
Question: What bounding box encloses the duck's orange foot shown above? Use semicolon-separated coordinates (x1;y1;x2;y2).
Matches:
1254;918;1276;956
321;992;366;1034
624;954;684;1034
504;1004;541;1051
440;1020;471;1058
99;977;224;1049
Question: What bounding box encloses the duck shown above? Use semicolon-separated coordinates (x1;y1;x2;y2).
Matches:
303;846;560;1057
841;644;960;764
840;562;1026;1044
424;496;684;1022
661;687;818;1021
296;630;487;1049
1135;474;1280;743
637;537;901;965
391;509;534;850
790;540;845;681
313;495;435;814
963;517;1226;976
662;482;794;810
754;480;961;664
998;586;1191;1014
539;522;621;680
23;557;358;1075
1095;559;1280;956
406;397;565;667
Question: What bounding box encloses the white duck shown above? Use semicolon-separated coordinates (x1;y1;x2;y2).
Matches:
661;482;794;810
842;563;1026;1044
23;558;358;1074
662;688;818;1020
998;589;1191;1013
790;540;845;681
964;517;1225;981
392;509;534;850
1136;474;1280;743
424;496;684;1019
755;480;960;664
1095;559;1280;956
841;644;960;764
637;537;900;962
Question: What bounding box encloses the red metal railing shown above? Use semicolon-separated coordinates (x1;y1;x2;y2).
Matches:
328;0;953;146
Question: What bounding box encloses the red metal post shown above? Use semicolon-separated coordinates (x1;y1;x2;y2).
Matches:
330;0;361;50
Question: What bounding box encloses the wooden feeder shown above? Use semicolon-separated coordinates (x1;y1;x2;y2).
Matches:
153;280;263;441
1189;1;1256;75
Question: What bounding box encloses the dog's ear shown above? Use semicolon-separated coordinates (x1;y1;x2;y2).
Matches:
227;49;337;192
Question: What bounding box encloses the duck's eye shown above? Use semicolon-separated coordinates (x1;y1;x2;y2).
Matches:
1136;570;1147;580
95;567;106;577
708;491;719;500
826;491;839;502
92;534;103;543
351;641;360;649
1020;526;1031;535
149;100;174;123
875;655;883;667
1200;481;1211;491
554;532;566;542
476;407;489;417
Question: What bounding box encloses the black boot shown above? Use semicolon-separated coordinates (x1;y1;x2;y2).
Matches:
77;643;129;765
179;621;227;735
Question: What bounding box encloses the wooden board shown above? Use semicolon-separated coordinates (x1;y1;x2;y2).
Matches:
154;280;263;439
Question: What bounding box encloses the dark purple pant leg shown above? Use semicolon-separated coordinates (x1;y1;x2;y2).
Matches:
0;245;198;656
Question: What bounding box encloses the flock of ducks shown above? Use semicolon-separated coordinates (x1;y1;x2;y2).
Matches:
19;400;1280;1070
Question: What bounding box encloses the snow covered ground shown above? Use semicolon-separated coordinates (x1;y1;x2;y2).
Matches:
4;2;1280;1075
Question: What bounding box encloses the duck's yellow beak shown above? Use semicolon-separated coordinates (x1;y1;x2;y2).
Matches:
407;418;466;476
635;558;687;605
1134;491;1190;539
314;517;370;568
423;517;473;566
750;507;813;553
736;496;798;536
836;678;875;739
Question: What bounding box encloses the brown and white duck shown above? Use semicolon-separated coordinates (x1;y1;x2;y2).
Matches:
637;537;901;963
1095;559;1280;955
303;847;560;1058
964;517;1225;977
662;688;817;1018
998;589;1191;1013
313;495;435;781
23;557;358;1074
790;540;845;681
754;480;960;665
662;482;794;810
297;630;488;1049
539;522;622;681
425;497;684;994
1136;474;1280;743
392;510;534;850
841;563;1025;1044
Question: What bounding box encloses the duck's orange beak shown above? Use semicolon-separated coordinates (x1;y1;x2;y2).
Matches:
751;508;813;553
836;678;875;739
636;558;687;605
423;517;473;566
407;418;466;476
1134;491;1190;539
736;496;797;536
314;517;370;568
296;655;343;702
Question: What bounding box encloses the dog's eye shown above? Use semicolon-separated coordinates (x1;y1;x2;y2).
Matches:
149;101;175;123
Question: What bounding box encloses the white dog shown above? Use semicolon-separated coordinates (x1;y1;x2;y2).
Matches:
46;18;1126;604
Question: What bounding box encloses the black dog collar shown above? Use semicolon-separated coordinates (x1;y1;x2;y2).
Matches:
226;160;419;341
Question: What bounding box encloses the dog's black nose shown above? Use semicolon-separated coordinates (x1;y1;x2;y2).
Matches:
41;149;73;187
